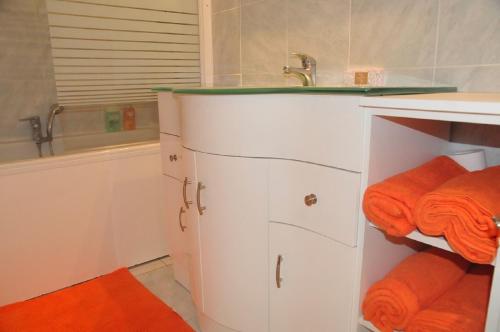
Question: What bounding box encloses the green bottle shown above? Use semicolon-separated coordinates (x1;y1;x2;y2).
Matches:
104;107;122;132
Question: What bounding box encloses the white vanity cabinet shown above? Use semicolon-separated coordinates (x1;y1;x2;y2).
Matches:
177;93;365;332
160;90;499;332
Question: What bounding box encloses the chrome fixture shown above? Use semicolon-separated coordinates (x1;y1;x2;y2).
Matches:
178;207;187;232
275;254;283;288
283;52;317;86
19;104;64;157
183;177;193;209
196;182;206;215
18;115;45;157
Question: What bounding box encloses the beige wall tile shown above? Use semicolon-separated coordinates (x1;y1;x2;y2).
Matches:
214;74;242;86
384;68;434;86
59;110;104;135
434;65;500;92
350;0;438;68
213;8;241;75
288;0;349;74
212;0;240;13
437;0;500;66
242;73;287;86
0;0;57;143
241;0;287;76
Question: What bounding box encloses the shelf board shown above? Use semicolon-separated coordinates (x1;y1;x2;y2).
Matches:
359;317;387;332
367;222;496;266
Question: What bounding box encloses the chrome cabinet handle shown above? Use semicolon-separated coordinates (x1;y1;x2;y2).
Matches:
196;182;206;215
276;255;283;288
183;177;192;209
169;154;177;162
178;207;187;232
304;193;318;206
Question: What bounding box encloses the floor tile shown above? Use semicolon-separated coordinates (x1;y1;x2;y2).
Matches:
133;264;200;332
129;259;166;277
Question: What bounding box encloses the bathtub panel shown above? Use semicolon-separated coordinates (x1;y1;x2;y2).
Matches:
110;152;168;266
0;143;166;306
0;161;115;306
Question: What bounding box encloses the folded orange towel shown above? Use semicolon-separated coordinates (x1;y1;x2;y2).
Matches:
407;264;493;332
415;166;500;264
363;156;468;236
362;247;470;332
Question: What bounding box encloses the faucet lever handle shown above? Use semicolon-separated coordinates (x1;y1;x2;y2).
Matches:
290;52;316;66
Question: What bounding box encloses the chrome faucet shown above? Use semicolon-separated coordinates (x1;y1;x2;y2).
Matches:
19;115;45;157
283;52;317;86
19;104;64;157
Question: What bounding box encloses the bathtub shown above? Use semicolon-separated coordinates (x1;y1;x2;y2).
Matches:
0;141;168;306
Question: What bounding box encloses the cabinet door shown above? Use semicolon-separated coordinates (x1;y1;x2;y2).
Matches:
269;222;355;332
163;175;190;290
196;152;269;332
182;148;204;309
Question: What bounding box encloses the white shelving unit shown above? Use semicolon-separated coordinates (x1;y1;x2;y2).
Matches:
367;223;496;266
356;93;500;332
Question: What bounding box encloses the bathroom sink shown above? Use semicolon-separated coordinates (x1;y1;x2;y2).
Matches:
153;86;456;96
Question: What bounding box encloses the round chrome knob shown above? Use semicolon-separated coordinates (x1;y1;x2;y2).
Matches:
304;194;317;206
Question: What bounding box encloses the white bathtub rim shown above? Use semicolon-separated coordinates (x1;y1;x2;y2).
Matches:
0;142;160;176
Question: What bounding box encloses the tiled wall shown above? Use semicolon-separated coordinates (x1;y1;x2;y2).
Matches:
211;0;500;92
0;0;58;144
0;0;159;155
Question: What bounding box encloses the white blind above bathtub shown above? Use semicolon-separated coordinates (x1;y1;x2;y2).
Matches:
46;0;201;106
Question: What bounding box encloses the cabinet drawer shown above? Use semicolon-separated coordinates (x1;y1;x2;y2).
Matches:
160;134;182;179
181;94;365;171
269;160;360;247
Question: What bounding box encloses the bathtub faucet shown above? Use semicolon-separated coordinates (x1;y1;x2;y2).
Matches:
19;104;64;157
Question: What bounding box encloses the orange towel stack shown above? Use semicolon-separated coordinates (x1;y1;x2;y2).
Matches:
407;264;493;332
414;166;500;264
363;156;468;236
362;248;470;332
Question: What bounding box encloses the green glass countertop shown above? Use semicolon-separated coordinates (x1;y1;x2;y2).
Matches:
152;86;456;96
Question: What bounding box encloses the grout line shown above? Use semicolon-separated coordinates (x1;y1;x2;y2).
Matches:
347;0;352;70
241;0;267;7
239;3;243;86
285;0;289;86
434;63;500;69
212;5;241;15
431;0;441;86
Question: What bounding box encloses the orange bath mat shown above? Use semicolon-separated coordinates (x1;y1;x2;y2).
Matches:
0;268;194;332
363;156;467;236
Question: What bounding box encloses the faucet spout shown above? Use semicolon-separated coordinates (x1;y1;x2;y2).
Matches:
19;104;64;158
283;53;317;86
283;66;313;86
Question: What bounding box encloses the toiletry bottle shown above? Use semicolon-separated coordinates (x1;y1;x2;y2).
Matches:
123;106;136;131
104;107;122;132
